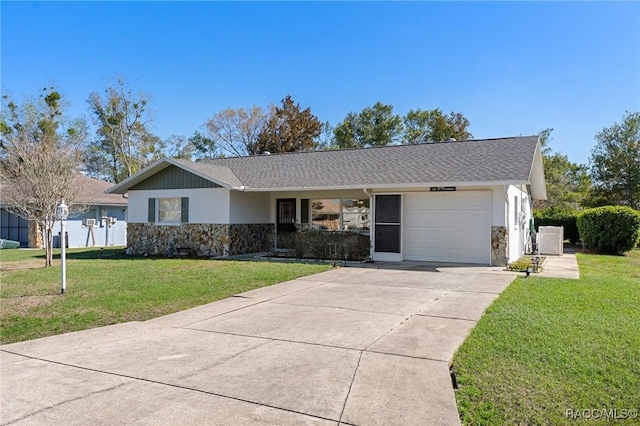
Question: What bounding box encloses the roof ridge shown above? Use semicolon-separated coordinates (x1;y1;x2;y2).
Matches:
199;135;539;162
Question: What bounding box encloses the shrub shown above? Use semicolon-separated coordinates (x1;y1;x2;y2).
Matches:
507;257;532;272
276;230;370;261
577;206;640;255
533;208;580;244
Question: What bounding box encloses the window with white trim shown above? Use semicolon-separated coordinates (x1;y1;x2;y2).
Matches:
158;198;181;223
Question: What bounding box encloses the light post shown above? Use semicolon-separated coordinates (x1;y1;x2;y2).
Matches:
56;200;69;294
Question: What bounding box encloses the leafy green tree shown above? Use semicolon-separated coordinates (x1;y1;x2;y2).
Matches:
1;88;87;266
333;102;403;148
403;108;472;143
189;131;219;159
534;128;591;210
254;95;322;154
589;112;640;209
87;77;160;182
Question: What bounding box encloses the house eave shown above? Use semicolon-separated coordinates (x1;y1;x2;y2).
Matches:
236;180;531;192
528;139;548;201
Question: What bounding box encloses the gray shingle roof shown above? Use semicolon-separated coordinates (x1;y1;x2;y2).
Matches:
171;159;243;188
75;175;128;205
197;136;539;190
1;175;127;206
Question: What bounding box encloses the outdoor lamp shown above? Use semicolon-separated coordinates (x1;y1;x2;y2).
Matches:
57;200;69;294
56;201;69;220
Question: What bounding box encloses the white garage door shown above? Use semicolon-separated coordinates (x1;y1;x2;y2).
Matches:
403;191;490;264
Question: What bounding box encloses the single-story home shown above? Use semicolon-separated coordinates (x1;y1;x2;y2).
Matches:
1;175;128;248
106;136;547;265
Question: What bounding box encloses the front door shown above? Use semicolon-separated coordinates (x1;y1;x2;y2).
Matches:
277;199;296;248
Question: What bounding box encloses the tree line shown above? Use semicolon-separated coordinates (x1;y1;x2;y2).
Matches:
1;79;639;267
80;78;476;182
535;112;640;212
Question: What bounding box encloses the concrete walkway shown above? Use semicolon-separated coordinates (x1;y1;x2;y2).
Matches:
538;253;580;279
1;265;516;426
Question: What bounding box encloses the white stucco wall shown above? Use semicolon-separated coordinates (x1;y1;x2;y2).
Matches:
128;188;230;224
229;191;271;224
506;184;532;262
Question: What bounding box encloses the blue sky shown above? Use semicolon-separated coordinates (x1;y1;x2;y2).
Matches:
2;1;639;165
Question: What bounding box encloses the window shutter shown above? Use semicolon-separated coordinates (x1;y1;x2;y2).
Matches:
300;199;309;224
148;198;155;223
181;197;189;223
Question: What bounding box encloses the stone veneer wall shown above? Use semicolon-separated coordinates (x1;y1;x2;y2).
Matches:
127;223;274;257
491;225;508;266
229;224;273;255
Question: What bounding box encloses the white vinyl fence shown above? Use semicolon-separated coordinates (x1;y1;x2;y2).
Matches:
538;226;564;255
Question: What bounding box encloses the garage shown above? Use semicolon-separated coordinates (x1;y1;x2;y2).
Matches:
403;191;491;264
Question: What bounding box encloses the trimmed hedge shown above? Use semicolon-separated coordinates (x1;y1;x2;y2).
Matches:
277;230;370;261
577;206;640;255
533;208;580;244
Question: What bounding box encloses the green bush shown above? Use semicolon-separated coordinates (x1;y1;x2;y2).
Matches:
506;257;532;272
577;206;640;255
533;208;580;244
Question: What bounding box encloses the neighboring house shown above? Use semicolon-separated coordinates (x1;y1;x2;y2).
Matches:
1;175;128;248
106;136;547;265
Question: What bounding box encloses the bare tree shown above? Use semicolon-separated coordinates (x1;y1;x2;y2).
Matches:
165;134;194;160
1;88;87;266
204;105;269;157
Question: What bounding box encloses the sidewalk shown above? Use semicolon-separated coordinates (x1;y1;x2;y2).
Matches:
538;247;580;279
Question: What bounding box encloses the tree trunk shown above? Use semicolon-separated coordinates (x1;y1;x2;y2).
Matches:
45;228;53;267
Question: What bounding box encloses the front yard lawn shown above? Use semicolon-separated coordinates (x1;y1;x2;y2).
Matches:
0;248;330;344
454;250;640;425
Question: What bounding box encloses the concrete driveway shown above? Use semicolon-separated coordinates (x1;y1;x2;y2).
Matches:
1;263;515;426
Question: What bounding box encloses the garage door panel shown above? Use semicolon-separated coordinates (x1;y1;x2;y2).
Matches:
465;193;491;209
465;214;488;228
403;192;490;264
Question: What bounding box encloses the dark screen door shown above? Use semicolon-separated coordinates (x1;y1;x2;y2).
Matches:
374;195;401;253
277;199;296;234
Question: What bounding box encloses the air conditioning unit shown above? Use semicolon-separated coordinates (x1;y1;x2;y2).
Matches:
83;218;97;227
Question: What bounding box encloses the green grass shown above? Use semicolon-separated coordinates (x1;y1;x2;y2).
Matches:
0;248;330;344
454;250;640;425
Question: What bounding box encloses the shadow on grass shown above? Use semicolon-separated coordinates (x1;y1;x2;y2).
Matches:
46;248;218;262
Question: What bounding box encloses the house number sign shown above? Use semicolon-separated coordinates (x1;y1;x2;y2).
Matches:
430;187;456;192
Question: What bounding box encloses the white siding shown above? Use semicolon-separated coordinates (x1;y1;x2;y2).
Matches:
128;188;230;224
229;191;271;223
65;205;127;247
506;184;533;262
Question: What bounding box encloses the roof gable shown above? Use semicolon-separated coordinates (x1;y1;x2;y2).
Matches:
130;165;222;190
106;158;240;194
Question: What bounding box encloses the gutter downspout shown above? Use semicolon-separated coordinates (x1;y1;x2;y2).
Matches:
364;188;373;260
504;186;510;262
